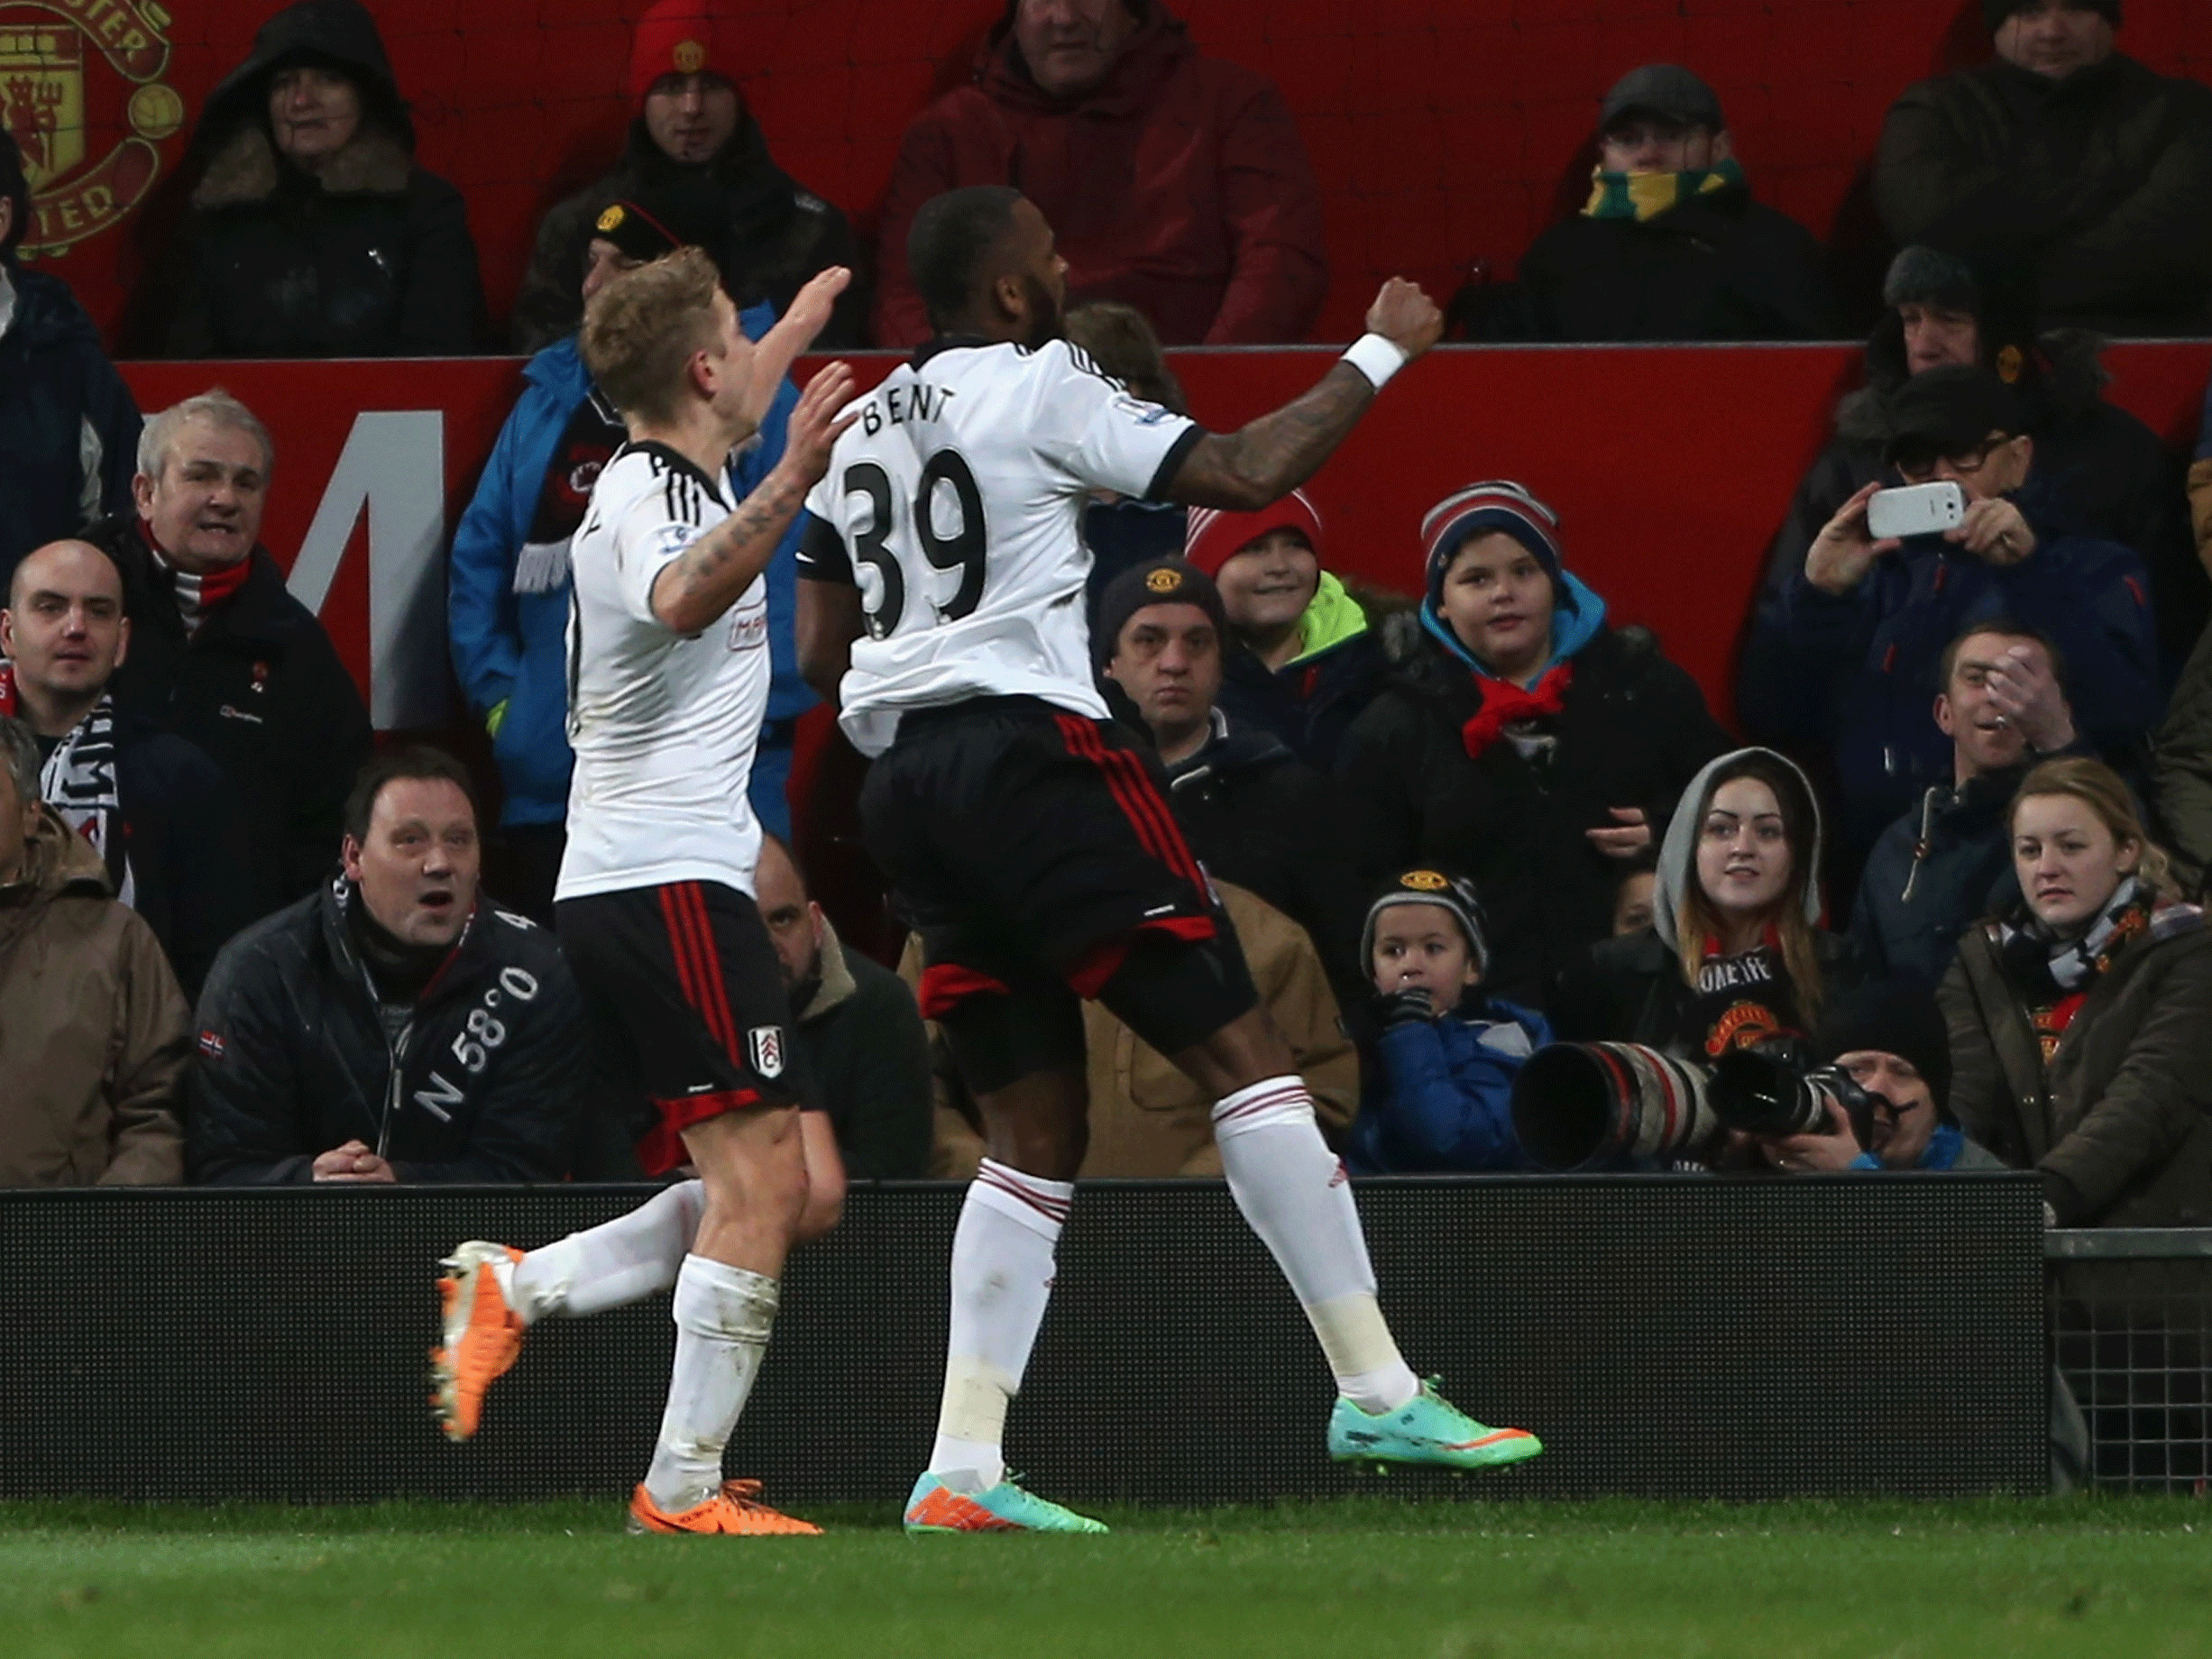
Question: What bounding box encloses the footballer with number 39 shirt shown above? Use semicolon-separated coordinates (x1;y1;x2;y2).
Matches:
796;186;1544;1535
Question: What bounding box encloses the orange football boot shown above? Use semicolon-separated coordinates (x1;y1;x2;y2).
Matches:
626;1479;822;1535
430;1241;527;1442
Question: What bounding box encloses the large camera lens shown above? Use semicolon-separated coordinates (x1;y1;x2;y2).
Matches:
1708;1047;1857;1139
1510;1042;1716;1171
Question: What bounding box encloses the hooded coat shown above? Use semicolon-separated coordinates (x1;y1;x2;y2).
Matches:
1873;52;2212;336
158;0;486;358
1942;898;2212;1228
1501;179;1833;343
0;268;140;589
509;112;862;354
1213;573;1385;774
0;806;187;1187
1551;747;1863;1051
1337;571;1728;1010
873;0;1326;347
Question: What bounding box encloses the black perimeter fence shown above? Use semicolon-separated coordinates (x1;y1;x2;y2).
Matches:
1;1176;2058;1506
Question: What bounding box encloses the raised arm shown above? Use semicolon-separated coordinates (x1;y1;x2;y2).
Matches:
649;359;857;636
1163;279;1443;511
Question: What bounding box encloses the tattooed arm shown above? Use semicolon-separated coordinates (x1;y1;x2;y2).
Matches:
649;362;858;636
1163;278;1444;512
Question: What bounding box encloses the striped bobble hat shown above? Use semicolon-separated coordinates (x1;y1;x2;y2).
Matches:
1418;480;1574;613
1184;488;1323;580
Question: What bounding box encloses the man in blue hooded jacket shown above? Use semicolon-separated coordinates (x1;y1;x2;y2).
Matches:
447;178;812;915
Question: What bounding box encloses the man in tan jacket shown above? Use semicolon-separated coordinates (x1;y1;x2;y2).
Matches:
0;715;186;1185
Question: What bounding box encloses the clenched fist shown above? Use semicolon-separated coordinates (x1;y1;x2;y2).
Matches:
1365;278;1445;360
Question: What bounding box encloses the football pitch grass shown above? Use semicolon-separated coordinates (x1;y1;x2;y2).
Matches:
5;1495;2210;1657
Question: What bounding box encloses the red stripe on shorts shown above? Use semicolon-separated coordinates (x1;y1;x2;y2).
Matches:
678;881;744;1065
1055;714;1207;890
1064;913;1217;998
918;963;1011;1020
638;1086;764;1177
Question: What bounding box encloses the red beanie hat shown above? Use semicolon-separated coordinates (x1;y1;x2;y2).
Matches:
1182;490;1324;580
629;0;745;106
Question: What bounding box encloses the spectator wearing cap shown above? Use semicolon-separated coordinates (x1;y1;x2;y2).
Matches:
1186;490;1383;773
1739;364;2159;870
1095;556;1368;1020
1485;64;1831;344
1339;481;1727;1011
1350;868;1551;1174
1757;245;2204;676
448;179;815;914
1874;0;2212;336
0;132;141;590
1738;981;2005;1174
873;0;1326;348
510;0;862;354
1852;620;2089;989
151;0;487;357
1064;300;1192;607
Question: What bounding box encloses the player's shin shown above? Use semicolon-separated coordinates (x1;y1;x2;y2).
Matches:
642;1255;780;1513
1211;1078;1420;1414
927;1159;1070;1491
508;1180;705;1321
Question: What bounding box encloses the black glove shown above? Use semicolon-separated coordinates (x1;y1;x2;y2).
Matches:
1373;985;1436;1030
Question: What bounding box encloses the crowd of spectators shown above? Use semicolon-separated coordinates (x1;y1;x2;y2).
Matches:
5;0;2212;1241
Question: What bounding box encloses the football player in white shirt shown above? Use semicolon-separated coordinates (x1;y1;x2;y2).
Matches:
429;249;860;1536
797;188;1542;1535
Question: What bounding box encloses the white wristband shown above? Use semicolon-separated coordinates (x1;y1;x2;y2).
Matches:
1340;332;1408;390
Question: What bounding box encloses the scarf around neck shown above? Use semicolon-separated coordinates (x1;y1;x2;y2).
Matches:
1460;661;1573;761
142;520;252;637
1583;155;1746;223
0;665;133;906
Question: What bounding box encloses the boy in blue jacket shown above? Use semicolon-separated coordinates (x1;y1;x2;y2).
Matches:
1352;868;1552;1172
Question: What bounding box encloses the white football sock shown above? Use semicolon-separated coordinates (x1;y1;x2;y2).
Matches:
641;1254;778;1513
927;1159;1071;1491
506;1180;705;1323
1213;1077;1420;1414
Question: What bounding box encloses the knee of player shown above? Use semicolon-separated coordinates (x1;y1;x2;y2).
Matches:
794;1159;846;1242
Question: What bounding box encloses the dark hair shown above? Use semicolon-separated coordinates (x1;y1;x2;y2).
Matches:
1062;301;1187;415
1937;618;2067;697
0;129;28;266
343;747;480;844
908;186;1023;333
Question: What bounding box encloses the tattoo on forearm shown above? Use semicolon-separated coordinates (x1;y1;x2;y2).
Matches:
672;471;806;611
1175;363;1373;507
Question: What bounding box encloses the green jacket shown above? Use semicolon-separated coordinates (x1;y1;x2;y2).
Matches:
1941;903;2212;1226
1874;52;2212;335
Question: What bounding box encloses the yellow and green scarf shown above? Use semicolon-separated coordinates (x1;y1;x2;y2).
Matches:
1583;156;1745;223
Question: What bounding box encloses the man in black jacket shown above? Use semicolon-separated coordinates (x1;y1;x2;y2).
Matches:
753;833;930;1178
1494;63;1832;343
0;133;140;587
0;539;259;998
186;748;583;1185
509;0;862;353
1851;622;2086;988
1875;0;2212;335
1096;556;1370;1018
85;390;372;910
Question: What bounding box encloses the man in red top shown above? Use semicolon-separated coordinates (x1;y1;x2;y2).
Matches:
872;0;1325;348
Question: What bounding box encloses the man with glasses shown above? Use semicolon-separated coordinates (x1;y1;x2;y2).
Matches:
1739;363;2158;875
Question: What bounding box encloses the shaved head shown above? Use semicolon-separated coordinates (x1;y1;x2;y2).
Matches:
0;539;130;736
10;539;121;609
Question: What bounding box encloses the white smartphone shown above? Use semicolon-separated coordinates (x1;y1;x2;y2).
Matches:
1866;481;1966;541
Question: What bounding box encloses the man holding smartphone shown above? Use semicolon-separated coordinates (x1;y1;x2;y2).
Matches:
1738;363;2159;878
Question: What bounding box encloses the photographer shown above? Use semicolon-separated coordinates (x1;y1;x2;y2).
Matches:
1738;982;2005;1173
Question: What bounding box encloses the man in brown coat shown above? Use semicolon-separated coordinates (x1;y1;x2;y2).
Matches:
0;715;188;1186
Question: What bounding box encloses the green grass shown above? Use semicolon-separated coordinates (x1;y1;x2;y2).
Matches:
5;1496;2211;1657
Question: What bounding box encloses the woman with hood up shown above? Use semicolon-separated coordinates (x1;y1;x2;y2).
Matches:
1551;746;1863;1056
153;0;487;358
1337;481;1727;1010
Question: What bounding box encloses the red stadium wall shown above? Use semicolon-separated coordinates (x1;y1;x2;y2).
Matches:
115;340;2212;733
23;1;2209;347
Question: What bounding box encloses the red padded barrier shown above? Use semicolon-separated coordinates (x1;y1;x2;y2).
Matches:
115;339;2212;729
32;1;2210;345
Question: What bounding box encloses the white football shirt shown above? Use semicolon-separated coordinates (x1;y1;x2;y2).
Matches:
556;441;770;901
798;338;1200;756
